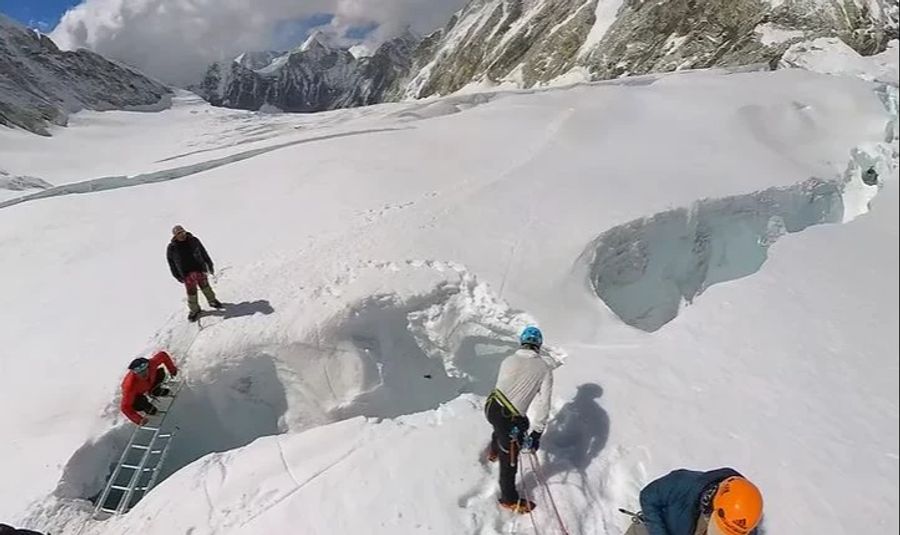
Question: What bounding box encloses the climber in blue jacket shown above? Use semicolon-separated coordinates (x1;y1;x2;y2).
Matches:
624;468;763;535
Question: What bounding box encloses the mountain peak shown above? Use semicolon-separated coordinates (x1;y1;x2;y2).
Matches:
234;50;284;70
1;15;170;135
400;0;899;99
299;30;340;53
393;27;420;44
196;28;415;113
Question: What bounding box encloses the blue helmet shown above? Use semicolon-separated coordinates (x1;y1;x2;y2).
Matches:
519;326;543;347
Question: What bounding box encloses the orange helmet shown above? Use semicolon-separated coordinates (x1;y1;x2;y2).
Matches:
711;476;763;535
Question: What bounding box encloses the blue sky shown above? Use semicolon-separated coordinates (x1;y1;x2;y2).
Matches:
272;13;334;50
0;0;81;31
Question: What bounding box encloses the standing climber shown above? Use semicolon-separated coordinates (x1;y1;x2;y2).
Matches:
484;326;554;513
624;468;763;535
120;351;179;425
166;225;223;322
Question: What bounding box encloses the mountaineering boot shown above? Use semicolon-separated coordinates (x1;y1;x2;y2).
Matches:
499;498;536;514
209;299;225;309
188;309;201;322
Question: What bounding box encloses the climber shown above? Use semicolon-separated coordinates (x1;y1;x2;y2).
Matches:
166;224;223;322
484;326;554;514
624;468;763;535
120;351;178;425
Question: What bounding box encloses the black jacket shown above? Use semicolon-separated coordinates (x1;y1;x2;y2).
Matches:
166;233;213;282
0;524;46;535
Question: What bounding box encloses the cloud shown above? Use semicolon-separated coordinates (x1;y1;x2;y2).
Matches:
50;0;466;86
28;19;53;32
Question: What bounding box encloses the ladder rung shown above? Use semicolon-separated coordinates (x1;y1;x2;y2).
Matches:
96;395;179;518
130;445;164;454
121;464;154;471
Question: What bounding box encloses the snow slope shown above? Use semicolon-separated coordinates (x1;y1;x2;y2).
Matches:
0;64;897;534
0;91;377;194
781;38;900;85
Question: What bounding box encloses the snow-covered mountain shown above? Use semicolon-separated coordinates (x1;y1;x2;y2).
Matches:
401;0;899;97
0;14;171;136
233;50;285;71
196;31;417;113
196;0;897;113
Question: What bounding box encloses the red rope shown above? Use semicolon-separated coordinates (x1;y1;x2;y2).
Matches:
527;452;569;535
517;442;541;535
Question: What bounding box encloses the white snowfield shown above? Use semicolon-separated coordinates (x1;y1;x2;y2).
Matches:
0;54;898;535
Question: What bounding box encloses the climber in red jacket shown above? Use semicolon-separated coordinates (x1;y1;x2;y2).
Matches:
120;351;178;425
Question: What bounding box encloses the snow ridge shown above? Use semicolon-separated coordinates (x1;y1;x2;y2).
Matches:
587;136;896;332
0;127;407;210
0;169;52;193
23;260;563;534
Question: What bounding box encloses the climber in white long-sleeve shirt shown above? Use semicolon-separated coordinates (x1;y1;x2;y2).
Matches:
484;326;554;514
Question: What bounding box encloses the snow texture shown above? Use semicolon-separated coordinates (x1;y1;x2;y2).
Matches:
0;58;897;535
780;38;900;85
754;22;806;46
0;168;53;195
579;0;626;55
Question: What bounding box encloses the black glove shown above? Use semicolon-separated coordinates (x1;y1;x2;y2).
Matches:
528;431;542;451
513;417;530;443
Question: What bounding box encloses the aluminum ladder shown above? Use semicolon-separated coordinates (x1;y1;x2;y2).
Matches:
93;382;181;519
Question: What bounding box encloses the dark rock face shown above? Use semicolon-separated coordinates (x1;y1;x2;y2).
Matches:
0;14;171;136
196;32;417;113
400;0;899;98
196;0;898;111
